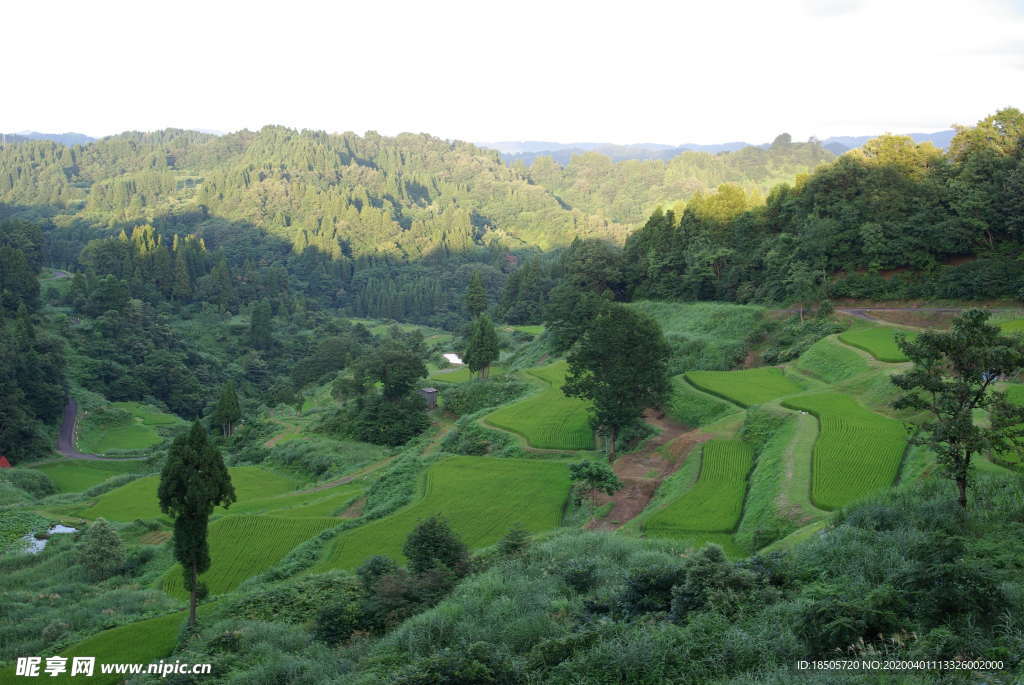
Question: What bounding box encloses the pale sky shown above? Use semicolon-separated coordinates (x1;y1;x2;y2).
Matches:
2;0;1022;144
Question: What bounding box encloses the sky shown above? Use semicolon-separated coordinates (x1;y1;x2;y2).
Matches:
2;0;1022;145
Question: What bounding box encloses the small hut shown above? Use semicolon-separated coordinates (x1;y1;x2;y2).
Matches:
0;456;11;469
421;388;439;410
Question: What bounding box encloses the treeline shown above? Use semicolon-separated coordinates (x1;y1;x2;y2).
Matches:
0;220;67;462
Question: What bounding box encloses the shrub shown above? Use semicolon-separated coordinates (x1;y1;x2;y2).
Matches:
0;468;57;498
403;515;469;576
78;518;126;581
441;377;527;416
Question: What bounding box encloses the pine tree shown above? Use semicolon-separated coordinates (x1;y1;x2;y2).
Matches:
465;271;487;318
211;381;241;437
249;300;273;350
158;422;236;627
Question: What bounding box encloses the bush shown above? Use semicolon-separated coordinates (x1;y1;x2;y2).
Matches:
0;469;57;498
403;516;469;576
77;518;126;581
441;377;528;416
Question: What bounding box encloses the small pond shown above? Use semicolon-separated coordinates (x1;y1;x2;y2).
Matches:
21;524;78;554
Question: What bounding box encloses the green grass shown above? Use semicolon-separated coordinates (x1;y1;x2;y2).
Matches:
0;510;51;553
665;374;742;428
782;393;908;510
30;460;145;492
429;365;506;384
77;401;185;454
485;361;594;450
994;384;1024;466
796;336;871;383
315;456;570;571
78;466;300;521
685;367;804;407
160;516;338;598
838;326;916;362
999;319;1024;335
644;440;754;536
506;324;545;335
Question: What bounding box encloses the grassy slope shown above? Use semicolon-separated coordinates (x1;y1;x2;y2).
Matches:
314;456;570;571
429;365;506;384
484;361;594;450
76;467;299;521
795;336;871;383
838;325;916;363
76;401;186;454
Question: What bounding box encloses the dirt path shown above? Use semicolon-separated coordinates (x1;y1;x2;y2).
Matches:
54;399;148;461
585;410;712;531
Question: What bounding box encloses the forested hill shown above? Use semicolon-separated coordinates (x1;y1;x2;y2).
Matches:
0;127;835;257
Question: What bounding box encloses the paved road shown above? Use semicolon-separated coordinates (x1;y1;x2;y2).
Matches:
56;398;147;461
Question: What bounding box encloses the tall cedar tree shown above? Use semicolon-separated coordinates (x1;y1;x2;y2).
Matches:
564;304;671;460
158;422;236;627
464;314;499;379
465;271;488;318
211;381;241;437
892;309;1024;508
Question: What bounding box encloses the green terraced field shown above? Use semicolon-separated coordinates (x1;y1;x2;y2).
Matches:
315;456;570;571
226;482;365;517
782;393;907;510
485;361;594;449
796;337;871;383
666;374;741;428
644;440;753;536
161;515;338;598
685;367;804;407
77;401;186;454
429;365;506;384
838;326;916;362
30;460;146;492
78;466;299;521
1000;319;1024;335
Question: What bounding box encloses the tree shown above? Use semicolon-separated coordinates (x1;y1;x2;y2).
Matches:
891;309;1024;508
463;314;499;379
78;518;126;581
784;261;827;321
564;304;671;460
158;422;236;627
403;515;468;576
211;381;241;437
249;300;273;350
569;460;623;505
465;270;488;318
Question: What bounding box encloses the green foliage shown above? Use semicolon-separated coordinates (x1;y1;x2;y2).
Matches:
465;270;488;318
564;303;671;457
210;381;241;437
315;456;570;571
644;440;754;535
77;518;126;581
76;401;183;455
0;467;57;498
839;325;916;362
0;510;50;553
403;515;469;576
497;525;531;557
685;367;803;407
759;315;843;365
485;361;595;450
440;414;518;456
783;393;907;510
664;374;741;428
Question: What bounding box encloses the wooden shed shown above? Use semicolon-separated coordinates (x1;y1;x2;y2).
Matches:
421;387;439;409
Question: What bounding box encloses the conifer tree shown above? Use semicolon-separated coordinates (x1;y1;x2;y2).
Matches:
158;422;235;628
464;314;500;379
211;381;241;437
249;300;273;350
465;271;487;318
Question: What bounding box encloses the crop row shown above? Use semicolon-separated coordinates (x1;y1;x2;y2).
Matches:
685;367;803;407
782;393;907;510
645;439;754;536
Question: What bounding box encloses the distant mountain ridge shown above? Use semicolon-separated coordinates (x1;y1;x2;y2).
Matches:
484;130;956;165
1;131;95;146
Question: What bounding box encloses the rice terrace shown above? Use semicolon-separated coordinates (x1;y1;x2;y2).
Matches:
4;99;1024;682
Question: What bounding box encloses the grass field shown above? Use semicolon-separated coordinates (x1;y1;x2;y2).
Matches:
161;516;338;598
796;337;871;383
30;460;146;492
315;456;570;571
507;324;545;335
838;326;916;363
1000;319;1024;335
644;440;753;536
77;401;186;454
666;374;742;428
485;361;594;450
78;466;300;521
685;367;804;407
995;384;1024;466
782;393;908;510
429;365;506;384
